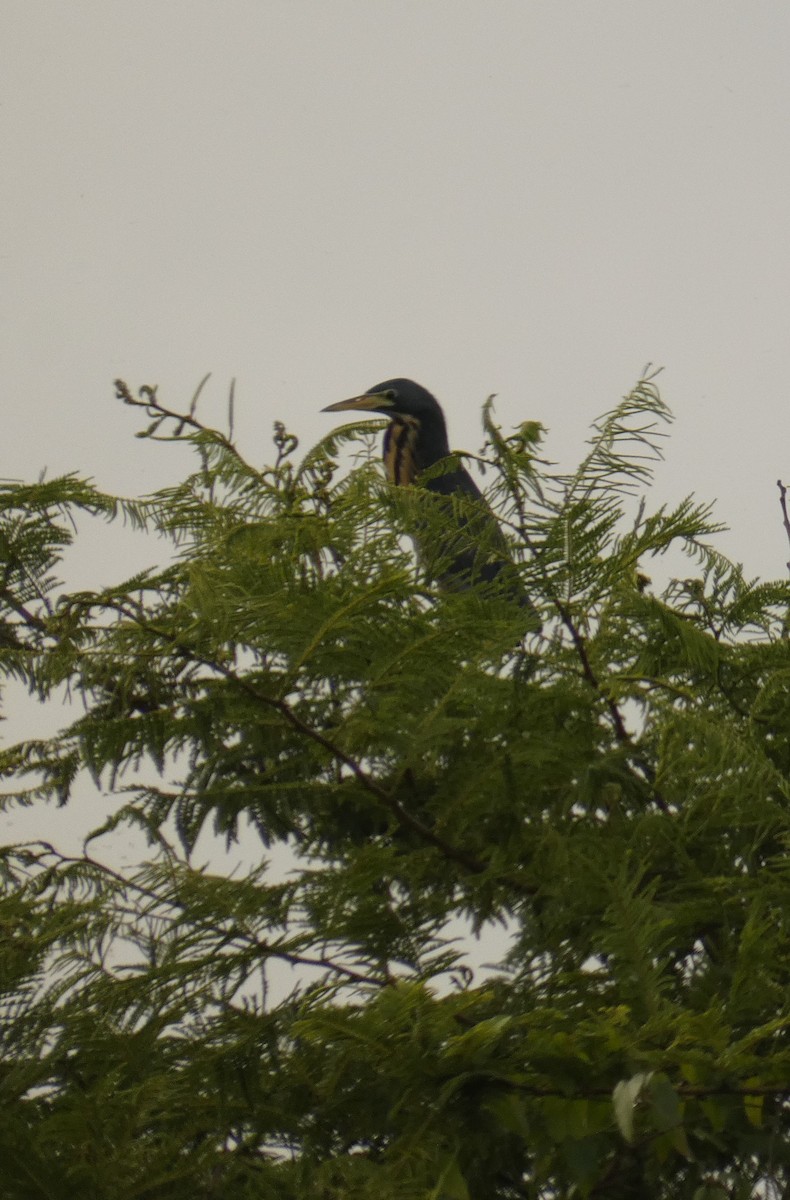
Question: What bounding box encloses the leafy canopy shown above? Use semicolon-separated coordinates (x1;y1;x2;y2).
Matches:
2;371;790;1199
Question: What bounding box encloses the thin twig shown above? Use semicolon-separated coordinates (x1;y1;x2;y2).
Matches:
18;840;389;991
777;480;790;578
0;586;48;633
555;598;630;743
554;597;669;812
114;379;262;481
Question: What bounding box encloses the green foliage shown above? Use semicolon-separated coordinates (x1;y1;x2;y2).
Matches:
2;371;790;1197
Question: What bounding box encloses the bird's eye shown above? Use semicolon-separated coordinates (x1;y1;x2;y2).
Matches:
384;389;397;400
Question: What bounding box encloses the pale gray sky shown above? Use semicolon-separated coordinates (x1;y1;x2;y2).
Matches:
5;1;790;580
3;2;790;889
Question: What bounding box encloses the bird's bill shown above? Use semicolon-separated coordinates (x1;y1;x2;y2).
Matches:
321;391;395;414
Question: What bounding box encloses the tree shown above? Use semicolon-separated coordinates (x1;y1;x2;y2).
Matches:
2;371;790;1199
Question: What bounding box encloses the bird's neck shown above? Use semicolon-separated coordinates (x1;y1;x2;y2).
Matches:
383;413;451;486
414;412;450;466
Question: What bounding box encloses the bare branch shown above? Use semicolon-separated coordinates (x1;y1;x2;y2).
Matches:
778;479;790;578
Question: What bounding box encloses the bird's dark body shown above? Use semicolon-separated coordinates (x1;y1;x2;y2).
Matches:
323;379;537;616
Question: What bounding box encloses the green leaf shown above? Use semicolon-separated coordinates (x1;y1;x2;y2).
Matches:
743;1079;764;1128
430;1157;470;1200
612;1072;652;1144
483;1092;530;1140
649;1073;683;1132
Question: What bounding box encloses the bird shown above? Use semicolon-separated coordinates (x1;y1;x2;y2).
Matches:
322;378;539;621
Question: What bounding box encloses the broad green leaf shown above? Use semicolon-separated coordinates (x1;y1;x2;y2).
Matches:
430;1157;470;1200
649;1073;683;1131
612;1072;652;1144
743;1079;764;1128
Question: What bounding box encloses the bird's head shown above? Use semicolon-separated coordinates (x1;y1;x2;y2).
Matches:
322;379;452;474
322;379;444;423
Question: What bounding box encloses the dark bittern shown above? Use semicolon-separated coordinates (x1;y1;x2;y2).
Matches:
323;378;539;621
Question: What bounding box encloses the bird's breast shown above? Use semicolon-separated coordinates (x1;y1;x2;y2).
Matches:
383;416;421;487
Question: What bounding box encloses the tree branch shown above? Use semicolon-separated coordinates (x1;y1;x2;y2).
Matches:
554;598;669;812
778;479;790;578
0;585;48;633
114;378;264;481
71;594;508;883
18;840;390;992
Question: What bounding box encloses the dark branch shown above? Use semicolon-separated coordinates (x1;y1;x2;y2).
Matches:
72;594;512;885
778;479;790;578
555;597;669;813
0;586;48;633
18;841;390;992
114;378;262;480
